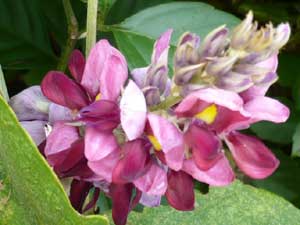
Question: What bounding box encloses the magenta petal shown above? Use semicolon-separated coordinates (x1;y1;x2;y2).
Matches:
68;49;86;83
164;145;185;171
165;170;194;211
100;54;128;101
148;113;184;153
211;106;250;133
84;126;118;161
9;86;50;121
134;160;167;195
79;99;120;120
112;139;150;184
69;179;92;213
45;122;79;166
54;139;85;175
183;156;235;186
226;132;279;179
244;96;289;123
120;80;147;140
152;29;173;64
41;71;89;110
81;40;111;98
111;183;133;225
87;148;120;182
185;124;222;170
81;40;127;100
21;120;47;145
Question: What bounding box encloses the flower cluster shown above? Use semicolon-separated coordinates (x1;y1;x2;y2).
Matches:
9;12;290;225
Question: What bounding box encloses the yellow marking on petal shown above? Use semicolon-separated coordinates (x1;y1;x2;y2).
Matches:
95;93;102;101
148;135;162;151
195;104;217;124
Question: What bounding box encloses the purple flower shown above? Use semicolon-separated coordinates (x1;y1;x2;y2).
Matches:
132;29;173;106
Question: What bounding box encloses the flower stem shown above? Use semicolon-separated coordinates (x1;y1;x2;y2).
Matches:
86;0;98;56
149;96;182;112
57;0;78;72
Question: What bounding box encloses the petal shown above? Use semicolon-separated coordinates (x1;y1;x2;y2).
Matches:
45;122;79;165
175;88;244;118
112;139;150;184
210;106;250;133
120;80;147;140
87;148;120;182
110;183;133;225
9;86;50;121
81;40;127;100
256;53;278;72
100;54;128;101
183;156;235;186
69;179;92;213
134;160;167;195
48;103;72;124
79;99;119;119
140;193;161;207
41;71;89;110
84;126;118;161
244;96;289;123
225;132;279;179
21;120;47;145
184;124;222;170
131;67;148;88
81;40;112;98
54;139;86;176
68;49;86;83
165;170;194;211
152;29;173;64
147;113;184;153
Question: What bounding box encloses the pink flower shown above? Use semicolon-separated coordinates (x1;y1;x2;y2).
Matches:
175;87;289;180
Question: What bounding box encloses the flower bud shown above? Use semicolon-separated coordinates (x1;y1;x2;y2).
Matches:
175;32;201;68
206;56;238;76
199;25;229;58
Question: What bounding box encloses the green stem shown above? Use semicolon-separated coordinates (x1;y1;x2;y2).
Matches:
57;0;78;71
149;96;182;112
86;0;98;56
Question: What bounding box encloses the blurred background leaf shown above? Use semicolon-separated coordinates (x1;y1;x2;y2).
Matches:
109;2;240;69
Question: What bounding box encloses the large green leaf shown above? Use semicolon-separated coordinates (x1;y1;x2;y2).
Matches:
0;0;57;69
127;181;300;225
111;2;240;69
0;96;108;225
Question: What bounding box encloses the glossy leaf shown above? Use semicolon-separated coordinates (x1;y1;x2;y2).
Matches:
127;181;300;225
0;95;108;225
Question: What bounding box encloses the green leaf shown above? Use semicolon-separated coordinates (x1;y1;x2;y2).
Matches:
0;65;9;102
0;95;108;225
252;150;300;203
111;2;240;70
292;123;300;157
0;0;57;69
127;181;300;225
